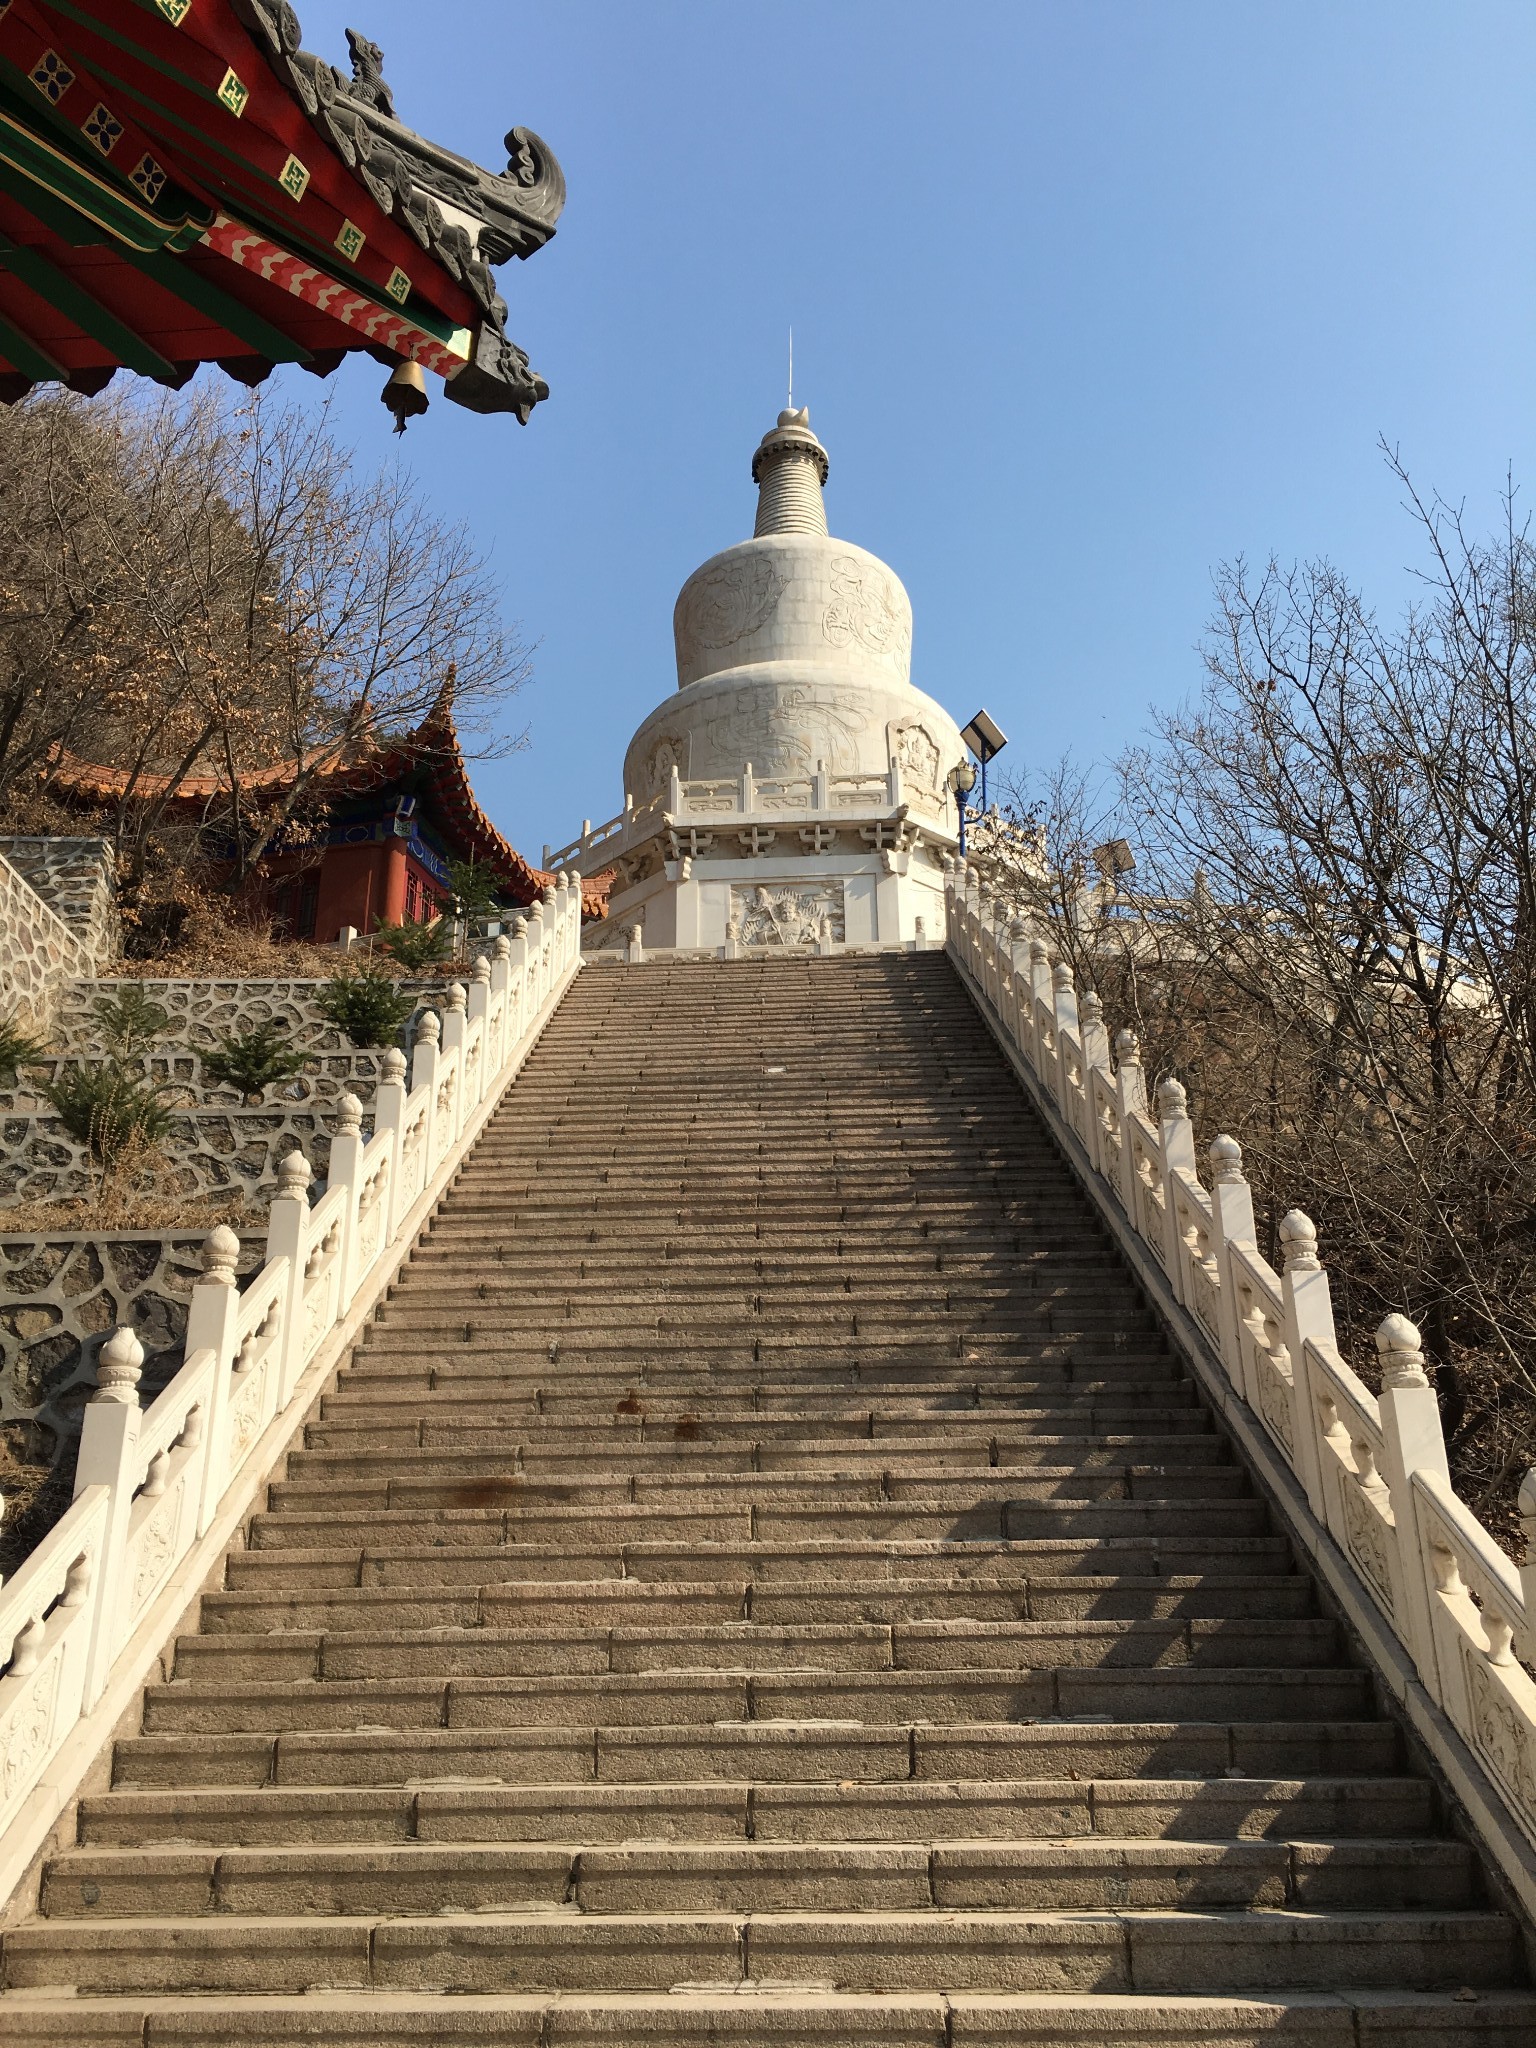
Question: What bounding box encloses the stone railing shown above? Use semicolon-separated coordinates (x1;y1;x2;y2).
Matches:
943;859;1536;1916
542;759;953;875
0;875;583;1899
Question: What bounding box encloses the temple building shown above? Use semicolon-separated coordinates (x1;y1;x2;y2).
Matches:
45;680;607;941
546;408;968;948
0;0;561;425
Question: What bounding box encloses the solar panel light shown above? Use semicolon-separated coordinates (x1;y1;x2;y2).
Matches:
1094;838;1136;879
960;710;1008;764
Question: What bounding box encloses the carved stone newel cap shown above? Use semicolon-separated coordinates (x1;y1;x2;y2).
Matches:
95;1325;145;1404
1156;1076;1188;1120
1080;991;1103;1023
493;934;512;960
1208;1133;1245;1183
380;1047;407;1082
200;1223;240;1286
1375;1312;1429;1388
1030;938;1051;965
471;955;492;984
1052;960;1074;994
414;1010;442;1046
1114;1028;1141;1063
1278;1209;1320;1272
277;1149;312;1198
446;982;468;1014
334;1092;364;1136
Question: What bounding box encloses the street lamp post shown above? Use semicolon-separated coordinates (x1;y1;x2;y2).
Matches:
950;759;977;855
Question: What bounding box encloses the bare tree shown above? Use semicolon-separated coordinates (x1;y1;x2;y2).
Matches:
0;381;531;916
990;458;1536;1531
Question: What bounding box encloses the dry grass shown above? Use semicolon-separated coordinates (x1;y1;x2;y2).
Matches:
0;1423;71;1579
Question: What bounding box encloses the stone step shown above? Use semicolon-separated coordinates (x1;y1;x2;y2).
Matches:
2;952;1514;2036
136;1664;1372;1736
247;1500;1276;1550
303;1412;1217;1449
171;1617;1339;1684
266;1466;1253;1511
223;1537;1301;1589
74;1773;1441;1849
12;1988;1536;2048
109;1717;1405;1791
38;1837;1479;1920
199;1575;1314;1634
4;1907;1518;1997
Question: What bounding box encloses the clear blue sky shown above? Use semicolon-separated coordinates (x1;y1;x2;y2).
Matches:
297;0;1535;863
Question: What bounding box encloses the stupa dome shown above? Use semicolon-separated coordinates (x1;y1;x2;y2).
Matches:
624;409;960;811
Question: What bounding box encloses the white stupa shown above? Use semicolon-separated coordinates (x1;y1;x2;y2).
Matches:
550;407;968;950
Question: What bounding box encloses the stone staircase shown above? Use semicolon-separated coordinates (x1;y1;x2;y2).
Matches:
3;952;1532;2043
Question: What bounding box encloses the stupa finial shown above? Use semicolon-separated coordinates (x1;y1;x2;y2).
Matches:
751;408;829;539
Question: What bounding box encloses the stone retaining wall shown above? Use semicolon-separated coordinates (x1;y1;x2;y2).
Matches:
0;837;119;968
0;853;97;1036
0;1105;344;1206
0;1228;266;1455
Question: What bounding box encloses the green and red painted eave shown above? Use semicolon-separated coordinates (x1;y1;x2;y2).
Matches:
0;0;484;397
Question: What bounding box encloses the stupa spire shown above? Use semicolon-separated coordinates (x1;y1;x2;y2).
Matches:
751;407;829;538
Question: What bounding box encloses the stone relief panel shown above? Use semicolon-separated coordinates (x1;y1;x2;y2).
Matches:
674;553;788;668
729;882;846;948
823;555;912;668
699;685;872;780
642;733;688;801
888;718;946;813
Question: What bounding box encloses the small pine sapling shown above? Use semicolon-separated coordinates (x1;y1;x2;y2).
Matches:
203;1021;310;1102
318;967;415;1047
372;913;450;970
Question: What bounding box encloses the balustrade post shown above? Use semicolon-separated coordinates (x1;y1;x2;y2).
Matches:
74;1326;143;1707
977;894;997;1005
1106;1030;1144;1224
1277;1211;1333;1518
1154;1075;1194;1294
989;900;1011;1010
1520;1473;1536;1663
625;923;645;965
468;952;492;1064
525;901;547;1005
444;983;472;1134
1079;991;1110;1174
374;1047;410;1237
266;1149;313;1402
1051;960;1080;1122
328;1093;366;1310
506;920;529;1048
1375;1313;1451;1693
1006;921;1031;1049
1207;1135;1258;1399
564;869;583;973
187;1227;241;1532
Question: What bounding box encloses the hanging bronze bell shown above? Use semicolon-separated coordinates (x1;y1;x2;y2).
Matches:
381;358;429;434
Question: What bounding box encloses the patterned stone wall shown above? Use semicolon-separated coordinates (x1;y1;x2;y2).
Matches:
0;851;98;1035
0;1105;345;1205
0;836;119;967
0;1228;266;1500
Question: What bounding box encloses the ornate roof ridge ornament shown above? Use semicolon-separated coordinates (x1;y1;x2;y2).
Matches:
224;1;563;422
